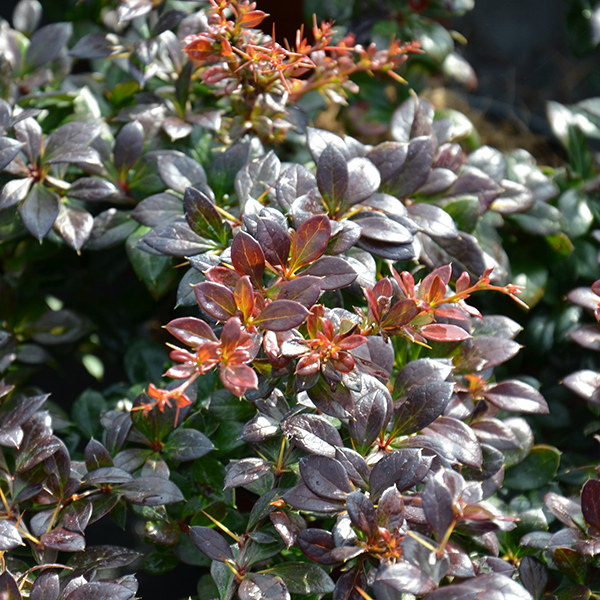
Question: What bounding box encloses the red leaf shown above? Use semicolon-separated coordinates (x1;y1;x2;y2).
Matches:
254;300;309;331
421;323;471;342
238;10;267;27
194;282;237;321
205;265;240;287
582;479;600;530
381;299;418;330
234;276;255;322
221;363;258;397
289;215;331;272
231;231;265;286
166;317;217;346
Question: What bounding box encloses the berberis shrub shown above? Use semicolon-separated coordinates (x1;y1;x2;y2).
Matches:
2;0;600;599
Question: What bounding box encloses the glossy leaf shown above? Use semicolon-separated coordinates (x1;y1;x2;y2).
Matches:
254;300;309;331
189;526;233;562
289;215;331;272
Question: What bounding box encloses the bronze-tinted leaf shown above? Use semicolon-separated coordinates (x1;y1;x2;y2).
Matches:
300;456;353;500
231;230;265;286
254;300;308;331
582;479;600;530
189;526;233;562
484;380;549;414
289;215;331;272
193;282;237;321
369;448;424;499
297;529;339;565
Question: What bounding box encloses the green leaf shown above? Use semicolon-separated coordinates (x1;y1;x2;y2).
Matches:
72;389;107;439
125;226;177;299
503;445;561;491
143;551;179;576
269;563;335;595
124;339;169;385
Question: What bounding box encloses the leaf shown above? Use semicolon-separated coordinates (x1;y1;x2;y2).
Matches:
392;381;454;435
30;570;59;600
346;491;377;538
296;529;339;565
581;479;600;530
369;448;425;499
349;375;392;449
189;526;233;562
388;136;434;197
231;231;265;285
277;276;322;307
67;545;140;572
519;556;548;600
503;445;560;491
423;417;482;468
269;562;334;595
0;137;24;171
307;379;354;419
118;477;184;505
423;573;533;599
165;428;214;461
60;581;135;600
484;380;549;414
303;257;357;291
282;413;343;457
563;370;600;403
306;128;349;162
421;323;471;342
85;209;137;251
114;121;144;172
16;434;62;472
18;183;60;240
158;152;207;194
41;527;85;552
283;483;345;514
239;575;290;600
375;563;437;597
194;282;237;321
256;213;291;267
0;521;22;551
356;215;413;245
317;145;349;212
300;455;353;500
0;571;21;600
289;215;331;272
184;187;227;244
276;164;317;210
254;300;309;331
343;157;381;207
73;389;107;439
26;22;72;68
394;359;453;397
224;458;271;489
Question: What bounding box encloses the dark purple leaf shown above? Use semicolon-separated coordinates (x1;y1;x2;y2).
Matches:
447;166;504;210
300;455;353;500
302;256;357;291
85;209;137;251
317;145;349;211
333;567;366;600
346;491;377;538
423;417;482;468
356;238;415;261
235;151;281;204
387;136;434;197
342;157;381;207
367;142;408;185
569;325;600;351
224;458;271;489
26;22;72;67
519;556;548;600
394;359;453;397
282;413;342;457
423;573;532;600
54;205;94;251
69;178;118;202
131;193;182;228
114;121;144;172
70;32;121;59
335;447;370;487
484;380;549;414
377;486;404;532
307;128;349;162
307;380;354;419
391;95;434;143
283;483;345;514
0;571;21;600
471;419;522;451
422;473;455;541
16;434;62;472
375;563;437;597
158;152;207;194
297;529;339;565
277;276;321;307
45;122;101;156
2;393;49;429
582;479;600;530
369;448;425;499
419;168;457;195
256;215;291;267
189;526;233;561
61;501;93;533
118;477;184;505
14;117;41;163
393;381;454;435
83;466;134;486
63;581;135;600
41;527;85;552
491;180;536;214
18;184;60;240
407;203;458;239
349;375;392;448
30;570;59;600
0;178;33;210
276;164;317;210
356;215;413;244
254;300;308;331
67;545;140;572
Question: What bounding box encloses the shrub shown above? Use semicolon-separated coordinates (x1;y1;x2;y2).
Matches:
2;0;600;599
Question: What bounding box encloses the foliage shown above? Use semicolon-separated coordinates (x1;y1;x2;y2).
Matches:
2;0;600;599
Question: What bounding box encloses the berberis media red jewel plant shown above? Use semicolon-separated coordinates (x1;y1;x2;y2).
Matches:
3;0;600;598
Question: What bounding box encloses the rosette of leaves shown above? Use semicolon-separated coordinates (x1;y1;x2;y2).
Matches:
0;0;72;102
0;388;143;599
0;114;102;247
